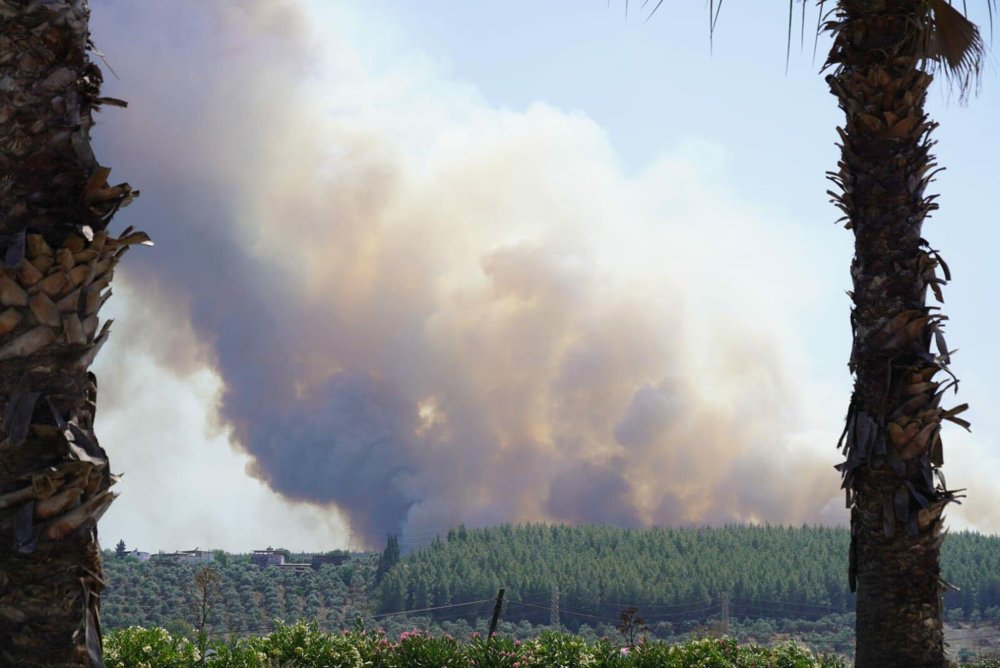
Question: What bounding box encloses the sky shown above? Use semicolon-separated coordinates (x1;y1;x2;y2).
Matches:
87;1;1000;553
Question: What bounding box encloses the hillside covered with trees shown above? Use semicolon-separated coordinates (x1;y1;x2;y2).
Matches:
376;524;1000;628
101;524;1000;644
101;552;376;635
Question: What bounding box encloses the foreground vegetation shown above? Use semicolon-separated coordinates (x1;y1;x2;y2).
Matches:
104;621;1000;668
105;622;852;667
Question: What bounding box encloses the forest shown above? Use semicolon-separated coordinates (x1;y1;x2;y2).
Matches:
102;524;1000;640
375;524;1000;627
101;552;376;635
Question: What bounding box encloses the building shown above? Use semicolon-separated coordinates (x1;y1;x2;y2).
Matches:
150;548;215;564
127;549;151;562
252;548;286;567
150;552;184;563
177;548;214;563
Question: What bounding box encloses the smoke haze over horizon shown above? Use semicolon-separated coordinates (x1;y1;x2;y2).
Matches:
87;0;1000;552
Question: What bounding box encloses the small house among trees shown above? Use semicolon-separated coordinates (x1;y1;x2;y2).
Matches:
252;548;286;567
151;548;214;564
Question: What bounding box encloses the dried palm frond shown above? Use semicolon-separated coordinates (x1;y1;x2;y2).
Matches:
924;0;992;100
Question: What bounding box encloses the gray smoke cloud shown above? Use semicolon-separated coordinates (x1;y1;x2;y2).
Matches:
89;0;857;549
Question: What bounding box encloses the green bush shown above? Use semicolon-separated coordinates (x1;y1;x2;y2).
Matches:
632;637;735;668
464;635;523;668
104;626;201;668
516;631;596;667
390;629;465;667
245;620;366;667
199;641;269;668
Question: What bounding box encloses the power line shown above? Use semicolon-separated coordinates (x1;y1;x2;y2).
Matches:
510;600;722;625
374;599;494;619
515;600;621;624
205;598;494;636
733;597;849;612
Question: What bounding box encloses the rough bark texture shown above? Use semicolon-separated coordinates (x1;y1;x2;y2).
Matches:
826;1;966;667
0;1;143;665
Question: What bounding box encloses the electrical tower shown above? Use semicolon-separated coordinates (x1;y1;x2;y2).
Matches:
550;583;561;629
720;591;730;634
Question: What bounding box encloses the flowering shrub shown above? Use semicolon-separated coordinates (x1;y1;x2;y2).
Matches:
197;641;270;668
245;620;366;667
388;629;465;667
515;631;596;667
112;623;988;667
465;635;522;668
104;626;200;668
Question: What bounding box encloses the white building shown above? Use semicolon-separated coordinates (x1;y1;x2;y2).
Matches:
150;548;215;564
177;548;215;563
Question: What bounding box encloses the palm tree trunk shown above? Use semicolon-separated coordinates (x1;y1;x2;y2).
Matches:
826;2;967;666
0;2;144;664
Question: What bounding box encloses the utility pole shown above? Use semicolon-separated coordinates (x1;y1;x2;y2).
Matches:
488;588;505;640
550;583;561;629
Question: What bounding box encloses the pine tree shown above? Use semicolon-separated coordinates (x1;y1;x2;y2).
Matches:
375;533;400;584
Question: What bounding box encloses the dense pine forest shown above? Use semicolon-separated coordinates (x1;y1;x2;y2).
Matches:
103;524;1000;642
376;525;1000;627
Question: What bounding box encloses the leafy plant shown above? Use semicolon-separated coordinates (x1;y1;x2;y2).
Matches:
245;620;366;667
390;629;464;667
104;626;201;668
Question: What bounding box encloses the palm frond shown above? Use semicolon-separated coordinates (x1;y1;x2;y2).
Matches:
989;0;995;43
800;0;807;51
813;0;828;64
641;0;723;48
710;0;723;52
785;0;794;73
925;0;992;101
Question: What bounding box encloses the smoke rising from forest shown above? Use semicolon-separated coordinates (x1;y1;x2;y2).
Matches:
91;0;858;548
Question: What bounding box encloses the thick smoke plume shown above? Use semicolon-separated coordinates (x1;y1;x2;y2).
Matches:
90;0;854;548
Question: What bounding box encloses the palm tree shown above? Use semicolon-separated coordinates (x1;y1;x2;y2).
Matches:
825;1;989;665
0;2;147;665
645;0;991;665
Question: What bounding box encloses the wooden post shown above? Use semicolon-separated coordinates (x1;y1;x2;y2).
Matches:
488;588;505;640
